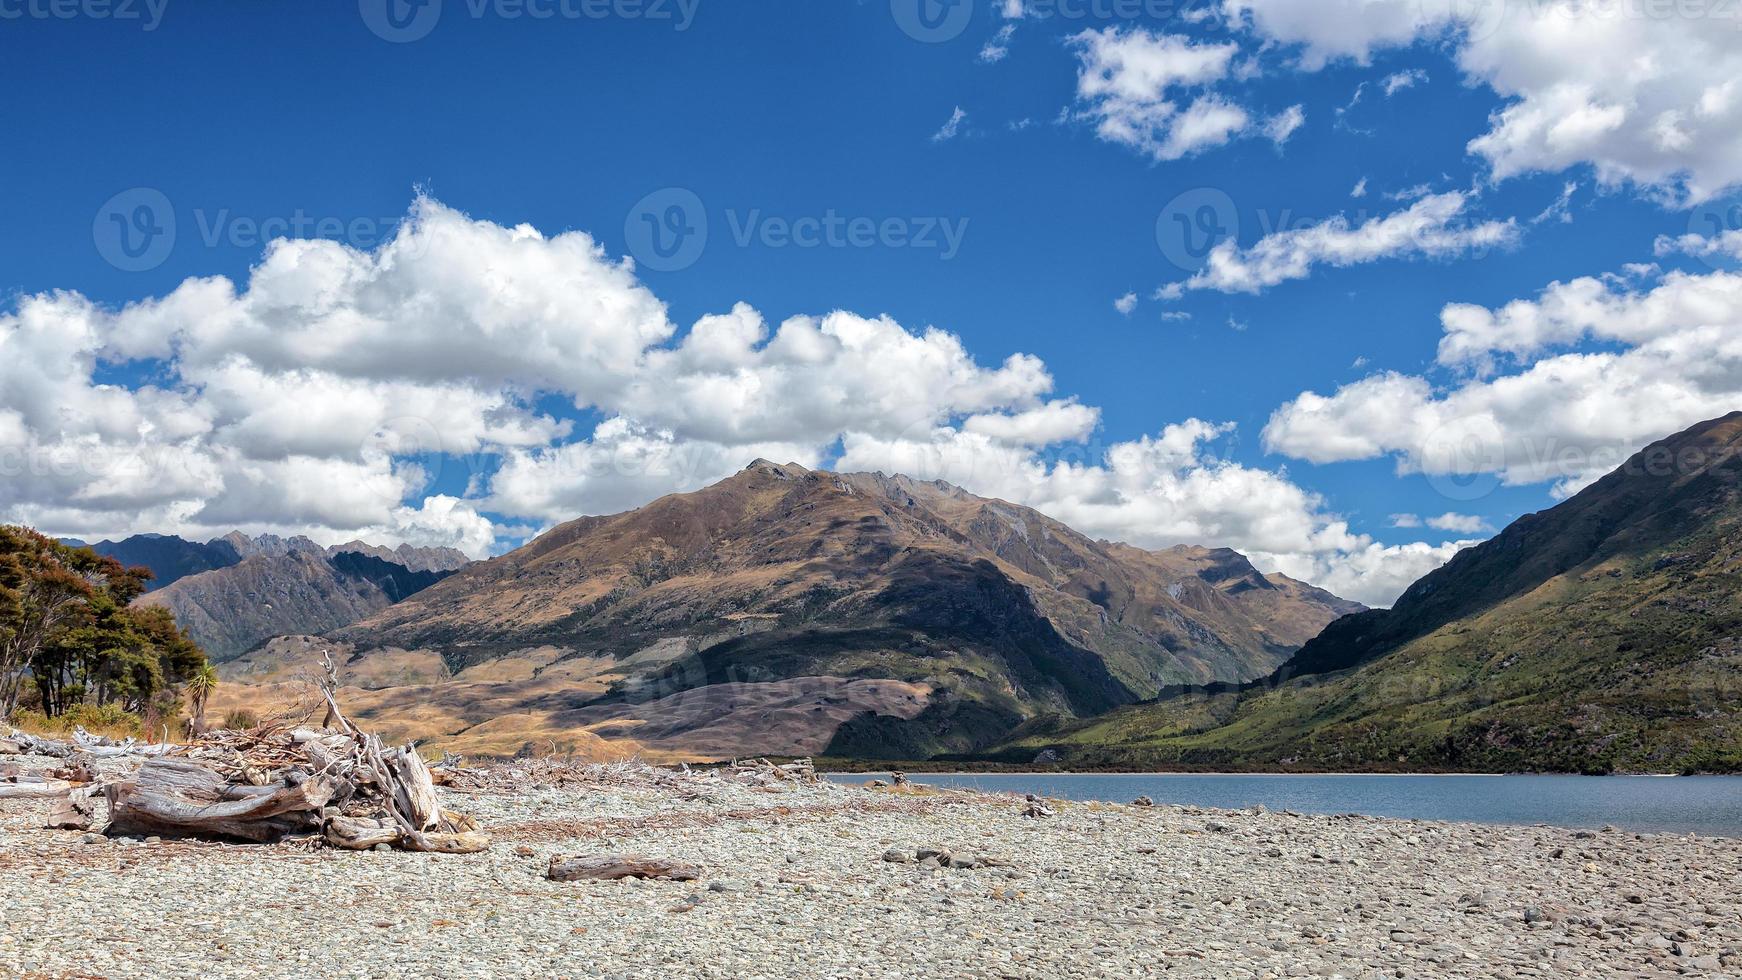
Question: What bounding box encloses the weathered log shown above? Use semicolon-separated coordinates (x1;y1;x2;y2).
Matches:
387;743;441;831
547;855;702;882
402;829;491;854
0;778;72;800
105;758;333;842
324;814;400;850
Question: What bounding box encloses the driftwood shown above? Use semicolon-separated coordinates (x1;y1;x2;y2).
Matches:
547;854;702;882
0;777;71;800
105;759;333;842
3;728;175;760
97;650;488;853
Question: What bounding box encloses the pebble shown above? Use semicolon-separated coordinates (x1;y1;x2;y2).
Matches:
1;751;1738;978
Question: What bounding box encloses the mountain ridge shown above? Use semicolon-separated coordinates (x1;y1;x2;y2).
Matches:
992;412;1742;774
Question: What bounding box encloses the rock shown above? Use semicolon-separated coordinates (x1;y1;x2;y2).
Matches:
1131;796;1155;807
373;843;391;852
882;849;913;864
915;848;950;862
946;856;977;870
1265;847;1284;859
708;879;743;893
1523;906;1546;924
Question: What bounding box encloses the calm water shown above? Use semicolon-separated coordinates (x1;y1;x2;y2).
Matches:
827;772;1742;837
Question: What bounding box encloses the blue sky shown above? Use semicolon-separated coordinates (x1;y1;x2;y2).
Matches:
3;0;1741;604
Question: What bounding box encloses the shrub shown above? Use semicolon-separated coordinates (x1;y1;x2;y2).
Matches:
221;708;260;731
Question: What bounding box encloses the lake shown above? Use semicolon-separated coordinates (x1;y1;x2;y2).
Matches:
826;772;1742;837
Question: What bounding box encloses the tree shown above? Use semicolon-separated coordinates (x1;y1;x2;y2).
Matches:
0;526;201;722
186;663;219;733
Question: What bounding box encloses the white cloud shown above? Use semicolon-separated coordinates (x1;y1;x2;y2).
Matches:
1351;177;1368;198
931;106;968;142
1382;68;1427;96
1223;0;1742;202
1426;512;1494;534
0;195;1461;605
1263;104;1306;145
1114;291;1138;315
980;23;1016;63
1165;191;1518;296
1066;27;1295;162
1655;228;1742;260
1389;513;1422;528
1265;263;1742;497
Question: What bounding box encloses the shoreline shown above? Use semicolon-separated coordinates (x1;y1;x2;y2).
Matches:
829;769;1707;778
4;754;1739;976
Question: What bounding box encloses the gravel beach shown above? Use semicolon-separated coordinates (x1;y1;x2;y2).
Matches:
3;755;1740;979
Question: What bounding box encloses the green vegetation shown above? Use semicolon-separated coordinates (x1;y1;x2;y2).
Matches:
0;525;210;731
989;413;1742;775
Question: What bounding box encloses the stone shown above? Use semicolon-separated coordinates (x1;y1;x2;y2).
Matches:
882;849;913;863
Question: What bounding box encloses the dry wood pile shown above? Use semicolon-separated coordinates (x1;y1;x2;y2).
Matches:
6;652;489;854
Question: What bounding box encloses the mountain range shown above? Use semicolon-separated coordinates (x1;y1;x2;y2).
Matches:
67;532;470;592
212;460;1360;760
60;532;472;661
996;412;1742;774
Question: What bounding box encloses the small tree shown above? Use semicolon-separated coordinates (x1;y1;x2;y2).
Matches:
186;663;219;733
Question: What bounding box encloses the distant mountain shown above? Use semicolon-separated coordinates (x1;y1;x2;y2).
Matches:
281;461;1362;761
77;531;473;594
327;539;471;573
75;533;243;590
997;412;1742;774
138;549;456;661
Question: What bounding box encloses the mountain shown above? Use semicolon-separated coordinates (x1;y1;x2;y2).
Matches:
996;412;1742;774
77;530;472;598
327;540;471;573
138;550;456;662
282;460;1360;761
75;533;244;590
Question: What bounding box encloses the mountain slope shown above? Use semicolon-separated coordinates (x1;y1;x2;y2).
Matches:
311;461;1359;759
75;531;471;592
76;534;243;590
137;550;455;661
997;412;1742;773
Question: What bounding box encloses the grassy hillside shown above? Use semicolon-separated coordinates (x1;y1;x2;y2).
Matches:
991;413;1742;774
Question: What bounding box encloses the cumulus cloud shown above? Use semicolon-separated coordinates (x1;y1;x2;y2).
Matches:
0;195;1463;604
1655;228;1742;260
1066;27;1297;162
1264;263;1742;497
1425;512;1494;533
1163;191;1518;296
1113;291;1138;315
1223;0;1742;202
